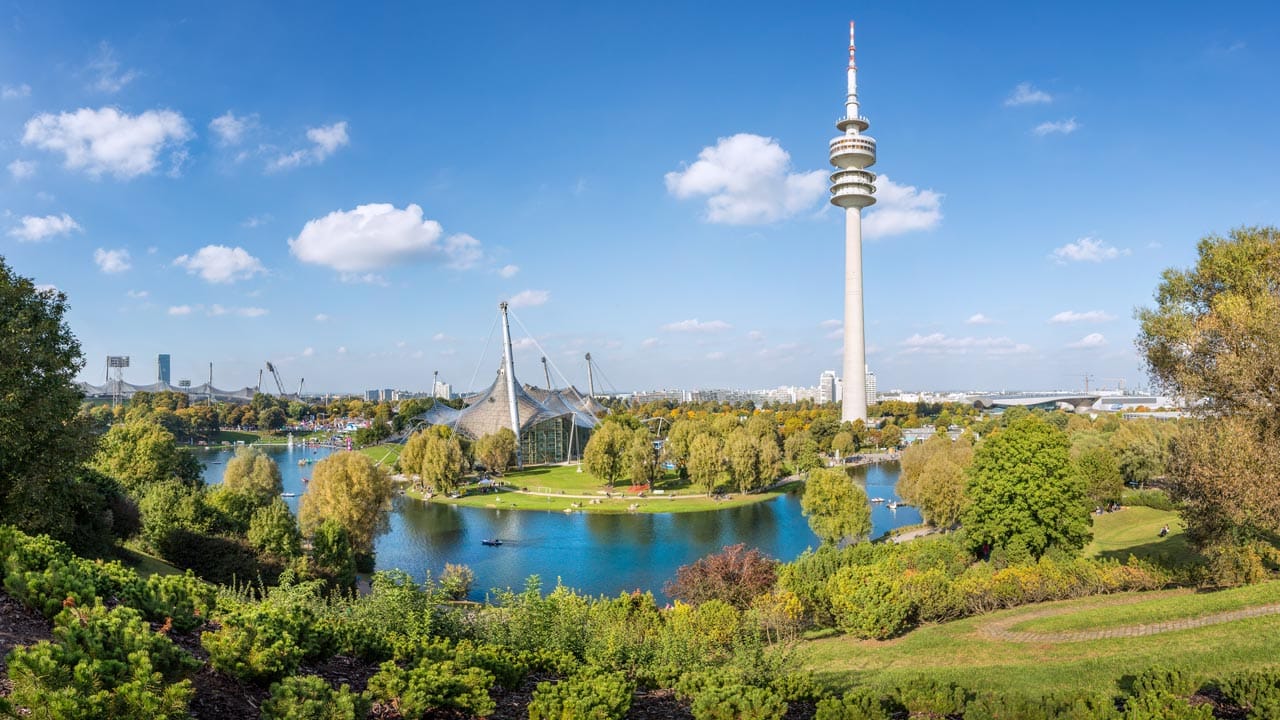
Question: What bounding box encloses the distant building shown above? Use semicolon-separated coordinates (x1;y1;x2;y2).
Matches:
157;354;171;384
364;389;379;401
432;380;453;399
818;370;838;405
865;364;877;403
631;389;686;405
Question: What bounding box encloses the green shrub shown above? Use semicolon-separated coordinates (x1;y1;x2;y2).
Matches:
900;567;965;623
826;564;913;639
674;668;741;703
690;684;787;720
260;675;370;720
964;691;1120;719
1121;692;1213;719
1217;667;1280;710
202;601;326;682
365;659;496;718
3;558;97;618
1203;543;1268;588
5;602;198;719
894;677;971;717
131;571;217;632
814;687;895;720
1130;666;1201;698
528;668;633;720
769;670;827;703
1121;489;1175;511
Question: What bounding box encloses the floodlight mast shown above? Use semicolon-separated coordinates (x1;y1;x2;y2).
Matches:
499;302;523;470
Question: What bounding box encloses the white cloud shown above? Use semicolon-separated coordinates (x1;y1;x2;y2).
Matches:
86;42;138;93
210;111;253;146
431;332;449;341
498;264;519;278
706;351;726;360
2;84;31;100
8;159;36;179
173;245;266;283
207;304;227;316
819;319;841;329
314;313;330;322
8;213;80;242
126;289;148;299
1004;82;1052;106
268;121;349;171
825;328;843;340
662;318;732;333
289;202;483;273
1049;310;1116;324
1068;333;1107;349
664;133;826;224
641;337;660;349
1050;236;1130;263
339;272;388;286
93;247;131;274
900;333;1032;356
34;283;57;294
207;304;266;318
966;313;994;325
302;347;315;357
511;337;537;350
746;330;764;341
337;346;348;355
241;214;272;228
168;305;192;316
23;107;192;179
1033;118;1080;136
508;289;549;308
864;175;943;238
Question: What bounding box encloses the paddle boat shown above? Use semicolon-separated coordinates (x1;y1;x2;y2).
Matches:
481;539;503;547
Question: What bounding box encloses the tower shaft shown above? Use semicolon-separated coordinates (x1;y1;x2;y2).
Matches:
843;210;868;422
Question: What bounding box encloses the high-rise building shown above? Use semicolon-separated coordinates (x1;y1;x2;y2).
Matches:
157;354;171;384
865;364;877;404
829;21;877;423
433;380;453;399
818;370;838;405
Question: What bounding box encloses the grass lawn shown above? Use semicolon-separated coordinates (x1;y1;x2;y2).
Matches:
359;443;402;466
1011;581;1280;633
116;544;183;578
501;465;706;496
414;478;800;514
1085;506;1195;567
802;584;1280;697
213;429;260;444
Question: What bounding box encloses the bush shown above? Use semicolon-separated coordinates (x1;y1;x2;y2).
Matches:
202;600;327;683
1217;668;1280;710
528;668;633;720
3;557;97;619
894;678;971;717
1203;543;1268;588
964;691;1120;719
814;687;895;720
665;543;779;610
129;571;217;632
690;684;787;720
439;562;475;600
826;564;913;639
1122;489;1175;511
1121;692;1213;719
1130;666;1202;698
260;675;370;720
5;602;198;719
365;659;496;718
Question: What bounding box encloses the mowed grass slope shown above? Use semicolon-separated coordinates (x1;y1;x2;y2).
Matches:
1085;505;1194;567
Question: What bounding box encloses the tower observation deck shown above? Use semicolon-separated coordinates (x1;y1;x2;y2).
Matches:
830;21;876;423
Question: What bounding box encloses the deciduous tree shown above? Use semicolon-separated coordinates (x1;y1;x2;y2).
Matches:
298;451;393;557
627;430;658;488
583;422;630;487
90;419;202;495
475;428;517;476
800;467;871;545
221;445;283;507
898;434;972;529
420;433;465;494
663;543;778;609
688;434;724;495
1074;446;1123;508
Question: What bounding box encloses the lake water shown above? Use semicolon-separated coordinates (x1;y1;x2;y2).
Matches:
200;444;920;600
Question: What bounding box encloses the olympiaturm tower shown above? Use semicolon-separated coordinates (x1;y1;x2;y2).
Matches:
829;21;876;423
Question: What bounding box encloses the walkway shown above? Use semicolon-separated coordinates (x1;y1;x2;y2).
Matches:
979;602;1280;644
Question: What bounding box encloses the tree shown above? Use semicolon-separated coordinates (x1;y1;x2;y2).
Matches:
1109;421;1165;488
725;429;761;494
880;424;903;449
627;430;659;488
583;422;630;487
1074;446;1123;508
90;419;202;495
688;434;724;495
311;518;357;588
259;406;287;433
221;446;283;507
298;451;393;557
663;543;779;609
961;415;1091;559
475;428;517;476
248;498;302;558
897;434;972;529
830;431;855;457
420;433;465;493
783;431;822;473
800;467;872;545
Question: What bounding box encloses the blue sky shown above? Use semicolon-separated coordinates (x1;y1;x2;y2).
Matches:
2;1;1276;395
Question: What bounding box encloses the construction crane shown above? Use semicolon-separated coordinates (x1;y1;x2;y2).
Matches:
265;361;290;397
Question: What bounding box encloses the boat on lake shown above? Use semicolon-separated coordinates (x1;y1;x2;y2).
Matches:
481;539;503;547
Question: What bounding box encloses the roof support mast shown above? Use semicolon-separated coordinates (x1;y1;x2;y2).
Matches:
499;302;524;470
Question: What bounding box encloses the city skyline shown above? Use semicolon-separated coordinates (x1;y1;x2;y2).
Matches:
2;2;1277;394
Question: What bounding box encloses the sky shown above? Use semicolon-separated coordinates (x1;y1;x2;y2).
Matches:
1;1;1277;396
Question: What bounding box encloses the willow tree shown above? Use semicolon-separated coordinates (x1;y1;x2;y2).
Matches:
800;467;871;545
298;451;392;557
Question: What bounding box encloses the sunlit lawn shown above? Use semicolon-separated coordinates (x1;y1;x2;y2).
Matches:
1086;506;1195;567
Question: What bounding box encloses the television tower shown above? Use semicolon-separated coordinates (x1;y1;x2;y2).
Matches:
829;21;877;423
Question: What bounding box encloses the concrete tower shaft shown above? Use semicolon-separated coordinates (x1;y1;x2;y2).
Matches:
829;21;875;424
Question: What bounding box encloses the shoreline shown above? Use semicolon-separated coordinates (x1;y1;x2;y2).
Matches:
401;480;803;515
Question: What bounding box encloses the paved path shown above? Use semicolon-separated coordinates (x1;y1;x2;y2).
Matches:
980;602;1280;643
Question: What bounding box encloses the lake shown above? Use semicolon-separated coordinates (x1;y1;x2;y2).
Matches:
199;443;920;600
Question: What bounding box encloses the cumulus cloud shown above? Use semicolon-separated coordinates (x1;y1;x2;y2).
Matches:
8;213;80;242
207;304;266;318
1050;309;1116;324
746;330;764;341
314;313;330;322
168;305;192;316
289;202;483;273
900;333;1032;356
93;248;131;273
209;111;253;146
86;42;138;93
1033;118;1080;136
1050;237;1130;263
641;337;660;349
431;332;449;341
23;107;192;179
863;175;943;238
664;133;826;224
1068;333;1107;348
498;264;519;278
1004;82;1052;106
126;289;148;299
662;318;731;333
508;289;549;308
2;83;31;100
8;159;35;179
966;313;994;325
302;347;315;357
268;121;349;171
173;245;266;283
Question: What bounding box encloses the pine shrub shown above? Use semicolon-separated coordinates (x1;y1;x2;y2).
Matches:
528;668;634;720
260;675;370;720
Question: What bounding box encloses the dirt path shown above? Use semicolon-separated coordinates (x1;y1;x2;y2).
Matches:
979;600;1280;643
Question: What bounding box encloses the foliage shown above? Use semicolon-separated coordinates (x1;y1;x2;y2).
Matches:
139;478;210;550
90;419;202;495
132;571;217;632
439;562;475;600
1123;488;1176;511
310;518;357;588
5;601;198;719
298;451;392;556
893;677;971;717
1217;668;1280;712
583;421;631;487
1075;446;1124;508
689;684;787;720
475;428;517;476
628;430;660;488
962;415;1092;559
688;433;725;494
365;659;496;718
222;445;284;507
249;498;303;558
528;668;634;720
800;467;871;545
783;430;822;473
725;428;780;494
897;434;972;528
814;688;895;720
419;432;466;493
827;563;913;639
665;543;778;609
260;675;370;720
202;591;328;683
